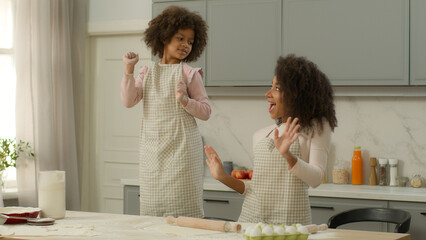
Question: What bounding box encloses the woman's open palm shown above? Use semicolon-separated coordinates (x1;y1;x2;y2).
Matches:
273;117;300;156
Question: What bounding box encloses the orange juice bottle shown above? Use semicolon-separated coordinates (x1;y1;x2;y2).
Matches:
351;146;363;185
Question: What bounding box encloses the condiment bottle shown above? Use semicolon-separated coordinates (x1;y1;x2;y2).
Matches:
378;158;388;186
368;157;377;185
388;158;398;186
351;146;363;185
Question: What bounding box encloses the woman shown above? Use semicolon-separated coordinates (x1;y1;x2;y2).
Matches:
205;54;337;224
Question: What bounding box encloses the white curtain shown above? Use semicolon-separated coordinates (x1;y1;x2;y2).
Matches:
14;0;87;210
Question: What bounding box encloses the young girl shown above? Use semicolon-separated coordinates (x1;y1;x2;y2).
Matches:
205;55;337;225
121;6;210;218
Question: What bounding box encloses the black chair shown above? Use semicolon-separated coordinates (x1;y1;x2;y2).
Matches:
327;208;411;233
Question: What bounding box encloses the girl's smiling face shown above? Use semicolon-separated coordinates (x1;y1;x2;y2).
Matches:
162;28;194;64
265;76;285;120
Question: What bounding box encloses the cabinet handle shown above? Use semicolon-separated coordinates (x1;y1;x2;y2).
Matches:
311;206;334;210
203;199;230;204
421;212;426;216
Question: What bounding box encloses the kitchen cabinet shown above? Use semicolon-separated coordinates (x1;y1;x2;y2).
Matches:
123;185;140;215
410;0;426;85
203;190;244;221
122;186;245;220
310;196;388;232
283;0;409;86
389;201;426;240
154;0;420;87
205;0;281;86
153;0;282;86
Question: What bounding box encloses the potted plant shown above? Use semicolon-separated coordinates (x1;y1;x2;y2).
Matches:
0;138;34;186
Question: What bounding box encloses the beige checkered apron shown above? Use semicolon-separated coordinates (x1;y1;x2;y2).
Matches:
139;62;204;218
238;131;311;225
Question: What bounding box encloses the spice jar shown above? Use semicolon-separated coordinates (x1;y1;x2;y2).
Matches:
388;159;398;186
396;176;409;187
378;158;388;186
410;174;424;188
332;161;349;184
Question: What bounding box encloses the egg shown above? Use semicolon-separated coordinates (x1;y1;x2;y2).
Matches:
261;225;274;236
285;225;297;234
250;226;262;237
273;225;286;235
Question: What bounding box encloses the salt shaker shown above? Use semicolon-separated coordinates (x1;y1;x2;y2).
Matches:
388;159;398;186
378;158;388;186
38;171;66;219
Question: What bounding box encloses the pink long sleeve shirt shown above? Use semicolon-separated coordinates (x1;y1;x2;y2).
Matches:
121;63;211;121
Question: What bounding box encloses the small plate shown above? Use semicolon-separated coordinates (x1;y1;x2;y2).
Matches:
0;207;41;224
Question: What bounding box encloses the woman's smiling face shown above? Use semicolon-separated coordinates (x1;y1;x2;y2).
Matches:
265;76;285;120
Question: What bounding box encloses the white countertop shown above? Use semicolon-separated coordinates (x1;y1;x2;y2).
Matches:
122;178;426;203
0;211;410;240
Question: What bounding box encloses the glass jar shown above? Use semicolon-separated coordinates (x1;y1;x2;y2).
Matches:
388;158;398;186
332;161;349;184
396;176;409;187
410;174;424;188
378;158;388;186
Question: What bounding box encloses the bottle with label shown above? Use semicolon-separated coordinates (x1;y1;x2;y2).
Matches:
388;158;398;186
351;146;363;185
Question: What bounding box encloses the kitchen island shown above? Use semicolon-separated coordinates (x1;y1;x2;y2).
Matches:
0;211;410;240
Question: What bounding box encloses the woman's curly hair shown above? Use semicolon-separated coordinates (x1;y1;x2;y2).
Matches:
275;54;337;134
143;6;208;62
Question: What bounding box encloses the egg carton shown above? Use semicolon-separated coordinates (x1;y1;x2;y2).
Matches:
243;223;327;240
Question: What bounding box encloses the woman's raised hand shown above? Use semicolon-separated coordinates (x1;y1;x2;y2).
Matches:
273;117;300;156
204;146;226;180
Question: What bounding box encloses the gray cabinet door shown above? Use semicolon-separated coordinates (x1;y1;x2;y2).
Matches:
410;0;426;85
389;201;426;240
206;0;282;86
310;197;388;232
203;190;244;221
123;185;140;215
283;0;409;86
152;1;207;83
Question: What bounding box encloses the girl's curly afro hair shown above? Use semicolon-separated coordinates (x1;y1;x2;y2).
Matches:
143;6;208;63
275;54;337;134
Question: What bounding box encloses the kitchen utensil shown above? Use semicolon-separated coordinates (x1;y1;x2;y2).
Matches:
0;213;55;225
166;216;241;232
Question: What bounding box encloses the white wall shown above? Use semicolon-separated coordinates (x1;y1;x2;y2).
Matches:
198;96;426;185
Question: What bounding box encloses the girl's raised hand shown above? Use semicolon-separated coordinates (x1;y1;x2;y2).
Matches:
175;79;188;106
273;117;300;156
122;52;139;66
204;145;226;181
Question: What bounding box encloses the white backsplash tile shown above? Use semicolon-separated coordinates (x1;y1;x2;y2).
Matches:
198;95;426;184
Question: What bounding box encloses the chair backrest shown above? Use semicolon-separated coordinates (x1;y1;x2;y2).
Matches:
327;208;411;233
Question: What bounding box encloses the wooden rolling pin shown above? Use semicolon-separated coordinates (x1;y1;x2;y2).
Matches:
166;216;241;232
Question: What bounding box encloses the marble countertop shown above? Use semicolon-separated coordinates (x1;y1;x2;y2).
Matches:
0;211;410;240
122;178;426;203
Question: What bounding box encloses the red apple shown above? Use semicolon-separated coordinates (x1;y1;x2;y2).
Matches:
248;170;253;180
235;170;248;179
231;170;237;178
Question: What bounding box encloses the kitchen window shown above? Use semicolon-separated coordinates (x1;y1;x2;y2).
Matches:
0;0;17;189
